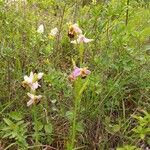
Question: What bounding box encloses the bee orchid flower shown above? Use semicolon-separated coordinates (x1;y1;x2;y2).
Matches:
71;34;94;44
27;93;42;106
22;72;44;90
68;23;82;38
68;66;91;81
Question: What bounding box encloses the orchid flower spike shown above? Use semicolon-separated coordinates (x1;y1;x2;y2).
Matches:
37;24;44;33
68;66;91;81
71;34;94;44
27;93;42;106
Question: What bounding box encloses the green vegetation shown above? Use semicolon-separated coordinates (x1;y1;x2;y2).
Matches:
0;0;150;149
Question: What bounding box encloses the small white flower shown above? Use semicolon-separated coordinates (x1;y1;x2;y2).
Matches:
37;24;44;33
37;72;44;80
71;34;94;44
50;27;58;37
27;93;42;106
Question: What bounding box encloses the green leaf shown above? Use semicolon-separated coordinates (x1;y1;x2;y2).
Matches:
140;133;145;140
141;27;150;39
16;120;24;126
112;124;121;132
43;44;53;54
44;124;53;134
66;111;74;121
76;122;84;133
78;80;89;97
34;121;43;131
9;111;23;121
3;118;14;127
1;126;11;131
3;132;11;138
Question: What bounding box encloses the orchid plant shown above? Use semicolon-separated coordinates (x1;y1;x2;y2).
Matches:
67;23;93;150
22;71;44;145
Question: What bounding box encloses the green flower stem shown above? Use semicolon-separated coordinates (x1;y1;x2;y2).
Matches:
79;43;84;66
31;90;39;146
67;79;81;150
67;79;88;150
69;95;79;150
33;104;39;145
